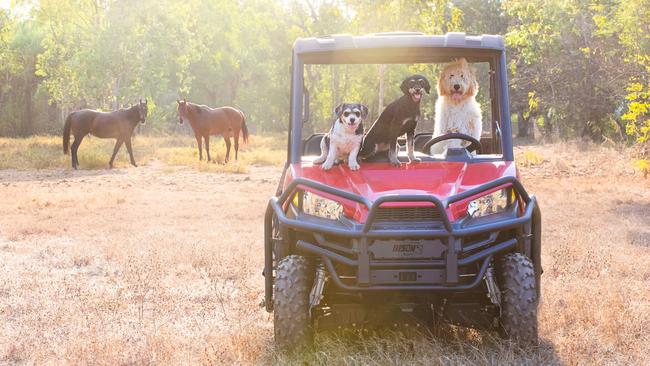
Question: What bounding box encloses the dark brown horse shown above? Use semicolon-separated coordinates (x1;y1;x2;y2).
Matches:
63;100;148;169
176;100;249;163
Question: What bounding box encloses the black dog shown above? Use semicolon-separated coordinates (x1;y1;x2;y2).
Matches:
360;75;431;166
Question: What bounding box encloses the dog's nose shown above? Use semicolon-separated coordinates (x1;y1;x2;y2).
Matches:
349;117;356;123
453;84;461;91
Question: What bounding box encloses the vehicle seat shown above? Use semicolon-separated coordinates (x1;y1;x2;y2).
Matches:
414;133;433;152
303;134;324;156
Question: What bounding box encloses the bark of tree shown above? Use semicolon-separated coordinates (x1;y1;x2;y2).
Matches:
516;111;527;138
21;80;33;136
378;64;386;114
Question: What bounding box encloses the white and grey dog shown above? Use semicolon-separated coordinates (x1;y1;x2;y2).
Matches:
314;103;368;170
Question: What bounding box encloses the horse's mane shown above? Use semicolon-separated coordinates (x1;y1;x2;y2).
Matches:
188;102;211;114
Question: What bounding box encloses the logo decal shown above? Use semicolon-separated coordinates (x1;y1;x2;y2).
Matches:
392;242;423;256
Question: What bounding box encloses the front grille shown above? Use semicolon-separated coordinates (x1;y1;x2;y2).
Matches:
373;206;442;222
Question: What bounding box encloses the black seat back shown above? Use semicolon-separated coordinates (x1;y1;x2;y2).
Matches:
303;134;324;156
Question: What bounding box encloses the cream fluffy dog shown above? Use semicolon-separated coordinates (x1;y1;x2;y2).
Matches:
431;58;482;154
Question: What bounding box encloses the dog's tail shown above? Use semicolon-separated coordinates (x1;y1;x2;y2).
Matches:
240;111;249;144
62;113;73;154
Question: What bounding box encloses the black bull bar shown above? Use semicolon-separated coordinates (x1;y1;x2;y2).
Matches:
264;176;541;312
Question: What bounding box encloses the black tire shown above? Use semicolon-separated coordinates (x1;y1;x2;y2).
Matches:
274;255;313;349
497;253;539;347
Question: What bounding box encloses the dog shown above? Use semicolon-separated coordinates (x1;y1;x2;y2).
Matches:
431;58;482;154
360;75;431;166
313;103;368;170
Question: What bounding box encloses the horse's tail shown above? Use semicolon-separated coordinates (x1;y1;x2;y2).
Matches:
62;113;72;154
240;111;249;144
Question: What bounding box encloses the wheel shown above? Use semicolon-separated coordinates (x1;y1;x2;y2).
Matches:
274;255;313;349
497;253;539;347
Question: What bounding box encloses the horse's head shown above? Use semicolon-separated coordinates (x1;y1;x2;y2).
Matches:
177;99;188;125
137;99;148;124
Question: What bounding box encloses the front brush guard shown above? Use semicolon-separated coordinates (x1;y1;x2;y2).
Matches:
263;176;540;312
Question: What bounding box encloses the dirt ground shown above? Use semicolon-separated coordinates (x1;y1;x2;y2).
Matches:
0;143;649;365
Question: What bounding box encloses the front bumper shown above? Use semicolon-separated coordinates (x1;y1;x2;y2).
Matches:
264;176;540;312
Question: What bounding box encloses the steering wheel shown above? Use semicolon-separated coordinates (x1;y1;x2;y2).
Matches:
421;133;482;154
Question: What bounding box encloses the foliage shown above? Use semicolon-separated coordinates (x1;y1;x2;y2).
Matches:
0;0;647;156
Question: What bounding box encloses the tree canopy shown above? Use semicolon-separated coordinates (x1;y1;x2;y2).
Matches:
0;0;647;152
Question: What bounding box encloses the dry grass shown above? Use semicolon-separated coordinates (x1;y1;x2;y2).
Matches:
0;140;648;365
0;134;286;173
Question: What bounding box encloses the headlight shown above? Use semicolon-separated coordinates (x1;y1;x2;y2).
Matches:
466;188;512;218
299;191;343;220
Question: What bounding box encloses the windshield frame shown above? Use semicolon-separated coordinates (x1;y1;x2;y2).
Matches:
288;45;514;164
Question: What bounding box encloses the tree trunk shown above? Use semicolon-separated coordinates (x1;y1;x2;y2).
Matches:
112;76;122;110
614;118;629;143
517;111;528;138
22;81;33;136
542;114;552;137
378;64;386;115
332;65;339;113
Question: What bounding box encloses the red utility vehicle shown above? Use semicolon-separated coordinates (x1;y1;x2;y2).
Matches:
263;33;542;349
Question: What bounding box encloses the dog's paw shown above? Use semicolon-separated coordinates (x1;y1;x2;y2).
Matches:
390;160;402;167
409;157;421;163
321;161;334;170
348;161;361;170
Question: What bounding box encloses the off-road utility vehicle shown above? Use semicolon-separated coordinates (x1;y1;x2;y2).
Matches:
263;32;542;349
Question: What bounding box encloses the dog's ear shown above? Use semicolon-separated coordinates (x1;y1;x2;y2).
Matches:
359;104;369;118
422;76;431;94
400;77;411;95
333;103;345;117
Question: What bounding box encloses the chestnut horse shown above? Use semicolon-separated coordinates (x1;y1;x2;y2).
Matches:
177;100;249;163
63;100;148;169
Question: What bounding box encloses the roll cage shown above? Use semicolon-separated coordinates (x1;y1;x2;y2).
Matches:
287;32;514;163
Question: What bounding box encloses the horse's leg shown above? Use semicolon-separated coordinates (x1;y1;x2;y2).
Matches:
204;135;211;162
71;134;85;170
234;130;240;160
109;139;124;169
195;135;203;161
224;136;232;164
125;137;137;167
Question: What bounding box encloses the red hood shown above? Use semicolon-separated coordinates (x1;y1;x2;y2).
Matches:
287;160;518;221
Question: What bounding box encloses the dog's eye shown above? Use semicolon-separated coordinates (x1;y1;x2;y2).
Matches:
353;111;361;117
343;111;350;117
461;74;464;78
449;74;454;79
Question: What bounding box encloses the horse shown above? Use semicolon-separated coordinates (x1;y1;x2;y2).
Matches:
176;100;249;163
63;99;148;169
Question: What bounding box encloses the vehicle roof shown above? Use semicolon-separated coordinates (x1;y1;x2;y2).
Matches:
293;32;505;55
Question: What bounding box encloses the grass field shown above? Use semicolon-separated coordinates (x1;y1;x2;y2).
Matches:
0;134;286;173
0;138;648;365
